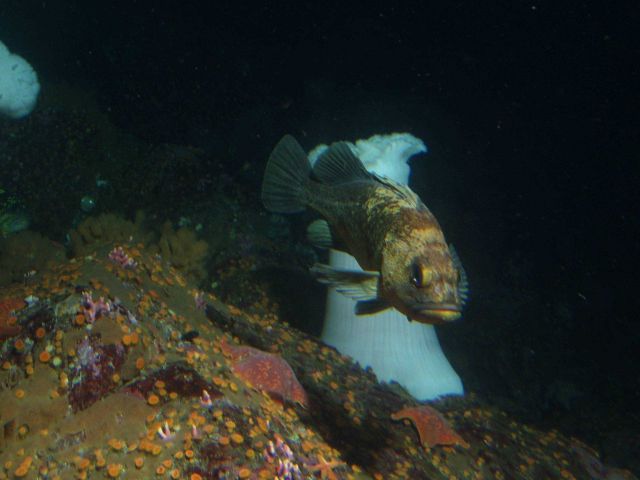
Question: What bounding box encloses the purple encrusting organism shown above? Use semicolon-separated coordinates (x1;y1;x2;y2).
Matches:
81;291;112;323
69;334;126;412
108;246;138;269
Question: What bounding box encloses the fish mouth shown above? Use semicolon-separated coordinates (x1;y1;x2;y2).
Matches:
412;303;462;323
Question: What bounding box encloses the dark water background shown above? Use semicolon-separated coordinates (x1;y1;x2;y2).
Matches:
2;0;639;472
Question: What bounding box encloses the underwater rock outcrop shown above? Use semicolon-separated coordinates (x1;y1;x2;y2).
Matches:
0;242;636;479
150;221;209;284
0;230;65;287
69;212;151;257
70;214;209;286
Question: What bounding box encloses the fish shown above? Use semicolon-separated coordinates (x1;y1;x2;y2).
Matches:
261;134;468;324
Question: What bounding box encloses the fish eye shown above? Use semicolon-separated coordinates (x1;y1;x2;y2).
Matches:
411;262;425;288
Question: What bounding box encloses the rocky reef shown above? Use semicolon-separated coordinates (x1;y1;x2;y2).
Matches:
0;240;635;479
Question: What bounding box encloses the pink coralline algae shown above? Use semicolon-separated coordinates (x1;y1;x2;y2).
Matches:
220;339;308;407
108;246;138;269
81;291;112;323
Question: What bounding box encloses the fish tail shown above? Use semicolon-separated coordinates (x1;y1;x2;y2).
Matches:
261;135;311;213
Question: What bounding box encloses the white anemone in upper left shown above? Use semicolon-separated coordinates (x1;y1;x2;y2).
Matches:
0;40;40;119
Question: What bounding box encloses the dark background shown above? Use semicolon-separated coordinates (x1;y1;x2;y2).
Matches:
2;0;639;471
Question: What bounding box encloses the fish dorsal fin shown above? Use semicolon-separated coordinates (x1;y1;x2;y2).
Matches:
312;142;373;185
449;244;469;305
374;175;423;209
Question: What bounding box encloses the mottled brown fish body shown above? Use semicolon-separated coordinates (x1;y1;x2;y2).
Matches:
261;135;466;324
305;180;385;270
305;180;444;272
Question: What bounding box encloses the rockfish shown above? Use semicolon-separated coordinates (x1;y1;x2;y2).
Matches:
261;135;468;324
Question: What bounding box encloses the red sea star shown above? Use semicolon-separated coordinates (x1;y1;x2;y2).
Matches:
220;338;308;407
391;405;469;449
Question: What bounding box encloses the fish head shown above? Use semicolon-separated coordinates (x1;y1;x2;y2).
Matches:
381;242;464;324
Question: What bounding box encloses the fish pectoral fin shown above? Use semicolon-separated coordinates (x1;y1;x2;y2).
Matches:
310;263;380;301
306;219;349;252
306;220;333;249
355;298;392;316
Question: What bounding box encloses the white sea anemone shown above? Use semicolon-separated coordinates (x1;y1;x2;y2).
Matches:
0;40;40;119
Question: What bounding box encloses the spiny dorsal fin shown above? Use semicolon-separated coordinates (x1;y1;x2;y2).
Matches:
312;142;373;185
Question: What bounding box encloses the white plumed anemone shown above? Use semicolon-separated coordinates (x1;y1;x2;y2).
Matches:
0;41;40;119
310;133;464;400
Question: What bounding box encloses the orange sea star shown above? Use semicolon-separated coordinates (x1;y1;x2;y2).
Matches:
391;404;469;449
220;339;308;407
